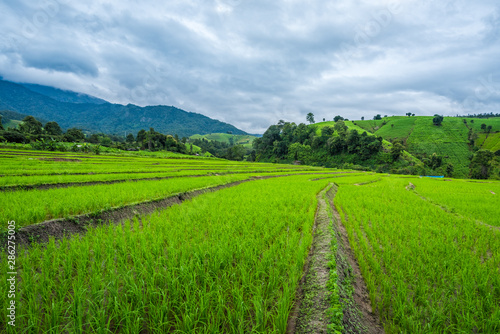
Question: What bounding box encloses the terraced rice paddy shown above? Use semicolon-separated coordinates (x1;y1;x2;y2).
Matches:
1;148;498;333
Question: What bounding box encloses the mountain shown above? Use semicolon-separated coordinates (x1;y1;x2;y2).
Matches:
20;83;108;105
0;79;248;137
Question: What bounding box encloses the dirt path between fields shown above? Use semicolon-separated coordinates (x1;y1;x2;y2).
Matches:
287;184;334;333
0;172;354;192
2;173;350;250
0;173;210;191
2;178;256;250
354;178;382;186
287;184;384;334
327;188;385;334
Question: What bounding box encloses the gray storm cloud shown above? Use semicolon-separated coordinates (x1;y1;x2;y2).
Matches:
0;0;499;133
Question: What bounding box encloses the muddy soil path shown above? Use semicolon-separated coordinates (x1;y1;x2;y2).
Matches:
1;178;256;250
2;173;341;250
0;173;210;192
327;186;385;334
1;172;350;192
287;184;385;334
287;184;334;333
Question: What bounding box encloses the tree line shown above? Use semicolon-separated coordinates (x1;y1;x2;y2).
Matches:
253;120;387;168
0;114;250;160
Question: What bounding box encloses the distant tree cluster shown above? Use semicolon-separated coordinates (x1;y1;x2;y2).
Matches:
480;123;493;133
469;150;496;179
253;119;384;165
0;114;207;156
0;115;87;144
456;112;500;118
191;137;248;161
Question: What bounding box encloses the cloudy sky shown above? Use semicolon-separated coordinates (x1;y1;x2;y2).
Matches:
1;0;499;133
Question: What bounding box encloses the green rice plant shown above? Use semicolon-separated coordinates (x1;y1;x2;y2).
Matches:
408;177;500;227
334;177;500;333
0;175;331;333
0;174;254;229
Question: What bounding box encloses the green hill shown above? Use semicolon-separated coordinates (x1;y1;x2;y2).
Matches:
0;79;248;137
355;116;500;178
190;133;257;148
478;132;500;151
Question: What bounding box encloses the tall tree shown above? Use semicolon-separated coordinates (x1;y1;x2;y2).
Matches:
64;128;85;142
0;115;3;130
126;133;135;143
44;121;62;135
19;116;42;135
306;112;315;124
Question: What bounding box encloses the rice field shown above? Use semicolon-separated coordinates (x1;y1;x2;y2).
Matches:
1;148;498;333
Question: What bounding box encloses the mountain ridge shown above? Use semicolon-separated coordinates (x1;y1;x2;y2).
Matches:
0;79;248;137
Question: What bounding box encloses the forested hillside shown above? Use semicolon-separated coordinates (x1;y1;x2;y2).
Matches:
0;79;248;137
254;116;500;179
253;120;423;174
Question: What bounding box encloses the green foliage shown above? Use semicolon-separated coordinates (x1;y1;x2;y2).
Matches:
19;115;43;135
390;140;404;161
190;133;256;148
358;116;488;178
92;144;102;155
321;126;335;136
0;148;498;333
0;129;27;143
307;112;315;124
0;175;330;332
288;142;313;163
433;114;444;126
126;133;135;143
64;128;85;142
44;121;62;135
469;149;495;179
